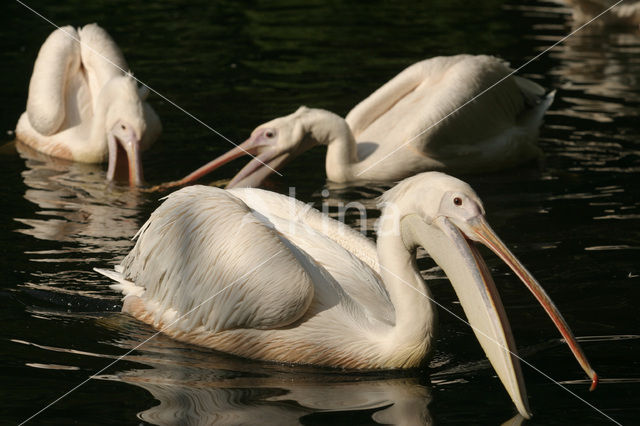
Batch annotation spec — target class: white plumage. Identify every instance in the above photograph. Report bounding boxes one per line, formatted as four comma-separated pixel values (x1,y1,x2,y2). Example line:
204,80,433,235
16,23,161,185
157,55,553,190
105,184,395,367
97,172,597,418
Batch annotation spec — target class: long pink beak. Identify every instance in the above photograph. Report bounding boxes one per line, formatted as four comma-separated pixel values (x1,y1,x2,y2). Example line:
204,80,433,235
107,132,144,186
173,140,258,186
467,216,598,391
145,135,280,192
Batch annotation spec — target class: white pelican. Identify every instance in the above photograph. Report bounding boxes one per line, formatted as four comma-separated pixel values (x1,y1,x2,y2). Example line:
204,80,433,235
15,23,161,186
153,55,553,190
96,172,596,418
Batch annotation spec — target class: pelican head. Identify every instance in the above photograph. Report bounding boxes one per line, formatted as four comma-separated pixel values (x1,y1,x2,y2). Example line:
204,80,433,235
104,75,148,186
175,107,327,189
384,172,597,418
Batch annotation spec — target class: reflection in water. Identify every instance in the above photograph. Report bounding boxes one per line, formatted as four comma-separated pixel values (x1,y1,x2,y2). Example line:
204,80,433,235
538,17,640,182
92,319,433,426
552,0,640,27
12,314,535,426
550,25,640,120
88,317,525,426
16,142,143,249
13,142,148,301
118,371,431,425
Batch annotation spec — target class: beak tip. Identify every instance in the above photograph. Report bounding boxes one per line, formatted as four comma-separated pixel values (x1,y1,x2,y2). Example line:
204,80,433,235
590,373,599,391
516,403,532,420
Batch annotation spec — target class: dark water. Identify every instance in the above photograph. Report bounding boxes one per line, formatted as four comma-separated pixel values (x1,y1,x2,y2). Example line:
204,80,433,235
1,0,639,424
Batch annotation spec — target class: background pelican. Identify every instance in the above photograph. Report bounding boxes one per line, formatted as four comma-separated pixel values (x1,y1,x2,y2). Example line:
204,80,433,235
97,172,596,418
15,23,162,186
153,55,553,190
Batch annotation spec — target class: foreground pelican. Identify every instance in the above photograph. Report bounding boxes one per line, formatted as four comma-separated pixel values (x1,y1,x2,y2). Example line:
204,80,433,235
16,23,161,186
97,172,596,418
154,55,553,190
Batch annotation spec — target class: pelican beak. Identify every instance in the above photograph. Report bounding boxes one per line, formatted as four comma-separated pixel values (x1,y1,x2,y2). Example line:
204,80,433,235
107,126,143,186
463,215,598,389
226,132,315,188
225,143,291,189
401,213,597,418
155,128,316,190
159,131,288,189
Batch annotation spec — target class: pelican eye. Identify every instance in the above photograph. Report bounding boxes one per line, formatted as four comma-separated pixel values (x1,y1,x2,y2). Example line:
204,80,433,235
265,130,274,138
453,197,463,206
121,124,126,130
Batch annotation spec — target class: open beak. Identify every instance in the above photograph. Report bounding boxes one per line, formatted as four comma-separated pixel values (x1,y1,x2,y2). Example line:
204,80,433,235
226,145,291,188
107,130,143,186
401,214,597,418
225,132,316,188
147,129,317,192
155,132,288,190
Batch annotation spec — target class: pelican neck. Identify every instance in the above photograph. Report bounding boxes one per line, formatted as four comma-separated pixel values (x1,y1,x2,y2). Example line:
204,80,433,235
302,110,360,183
375,207,436,360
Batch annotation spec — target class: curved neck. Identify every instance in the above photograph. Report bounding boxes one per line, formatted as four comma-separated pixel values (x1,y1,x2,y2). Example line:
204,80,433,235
303,110,359,183
376,208,436,364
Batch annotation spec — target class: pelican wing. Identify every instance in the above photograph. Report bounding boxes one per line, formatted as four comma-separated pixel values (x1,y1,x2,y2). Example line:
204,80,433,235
229,188,378,270
346,58,429,140
347,55,550,169
26,26,81,136
271,215,395,325
114,186,317,333
230,188,394,324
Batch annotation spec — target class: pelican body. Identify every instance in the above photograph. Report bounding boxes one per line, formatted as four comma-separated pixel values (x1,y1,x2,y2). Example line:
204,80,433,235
97,172,596,418
157,55,553,190
16,23,161,186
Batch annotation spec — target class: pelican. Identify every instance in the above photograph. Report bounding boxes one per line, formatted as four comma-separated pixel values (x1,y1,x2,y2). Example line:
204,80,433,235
96,172,596,418
15,23,161,186
153,55,553,190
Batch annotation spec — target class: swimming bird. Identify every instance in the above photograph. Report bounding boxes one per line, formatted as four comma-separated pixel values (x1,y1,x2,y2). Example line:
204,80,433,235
96,171,596,418
152,55,553,190
16,23,161,186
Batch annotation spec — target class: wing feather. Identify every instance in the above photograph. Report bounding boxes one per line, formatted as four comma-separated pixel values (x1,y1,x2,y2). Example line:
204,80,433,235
229,188,378,270
230,188,393,324
346,60,426,139
348,55,551,170
118,186,316,333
